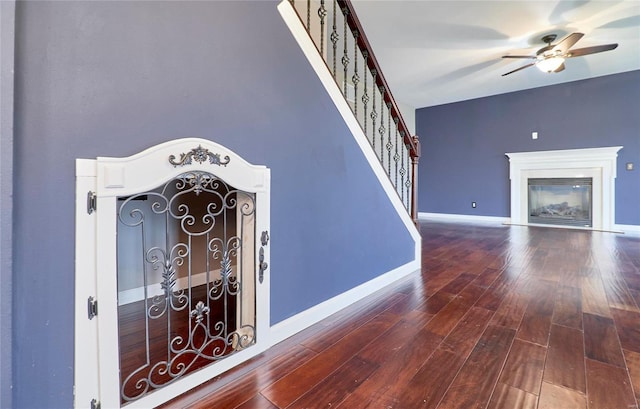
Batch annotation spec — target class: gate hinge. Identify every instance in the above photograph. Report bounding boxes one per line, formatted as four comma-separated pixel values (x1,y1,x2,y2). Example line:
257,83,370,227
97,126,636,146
87,191,97,214
90,398,101,409
87,296,98,320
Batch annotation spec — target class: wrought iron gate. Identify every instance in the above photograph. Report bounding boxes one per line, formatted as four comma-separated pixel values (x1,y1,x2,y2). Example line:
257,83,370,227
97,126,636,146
117,171,257,402
75,139,270,408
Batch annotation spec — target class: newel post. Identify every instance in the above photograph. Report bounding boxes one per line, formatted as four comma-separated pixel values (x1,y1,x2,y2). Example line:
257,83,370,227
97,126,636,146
410,135,421,225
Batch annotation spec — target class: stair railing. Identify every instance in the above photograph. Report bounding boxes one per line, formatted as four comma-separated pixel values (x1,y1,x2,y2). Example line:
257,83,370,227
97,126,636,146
288,0,420,223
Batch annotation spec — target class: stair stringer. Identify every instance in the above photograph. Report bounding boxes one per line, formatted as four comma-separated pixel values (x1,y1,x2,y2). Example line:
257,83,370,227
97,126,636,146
277,0,420,259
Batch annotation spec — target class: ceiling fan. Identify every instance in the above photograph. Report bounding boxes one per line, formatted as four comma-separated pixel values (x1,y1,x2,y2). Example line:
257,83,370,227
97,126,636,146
501,33,618,76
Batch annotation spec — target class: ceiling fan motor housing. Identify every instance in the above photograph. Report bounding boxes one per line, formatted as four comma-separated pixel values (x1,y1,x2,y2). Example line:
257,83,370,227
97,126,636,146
541,34,557,44
537,34,558,56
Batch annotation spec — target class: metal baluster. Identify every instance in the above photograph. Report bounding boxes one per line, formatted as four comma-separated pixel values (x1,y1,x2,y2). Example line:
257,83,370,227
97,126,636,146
394,118,400,189
400,132,406,203
387,103,392,176
331,0,338,77
318,0,327,52
405,148,412,210
378,86,385,160
370,69,377,151
341,7,350,97
352,30,359,116
307,0,311,31
361,51,369,137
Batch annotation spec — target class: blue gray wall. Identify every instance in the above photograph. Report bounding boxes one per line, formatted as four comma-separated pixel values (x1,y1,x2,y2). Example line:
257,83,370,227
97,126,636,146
12,1,414,407
416,70,640,225
0,2,15,409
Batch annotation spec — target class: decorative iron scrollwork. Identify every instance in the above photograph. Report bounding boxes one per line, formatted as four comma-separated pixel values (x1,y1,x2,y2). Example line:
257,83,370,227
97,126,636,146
116,170,257,403
168,145,230,167
190,301,210,325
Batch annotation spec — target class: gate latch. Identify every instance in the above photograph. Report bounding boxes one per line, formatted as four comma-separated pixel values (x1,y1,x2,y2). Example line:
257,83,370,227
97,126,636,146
87,191,97,214
259,230,269,283
87,296,98,320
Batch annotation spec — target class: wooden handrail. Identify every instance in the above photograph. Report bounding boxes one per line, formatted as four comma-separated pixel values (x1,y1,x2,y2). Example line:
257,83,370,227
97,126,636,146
336,0,419,160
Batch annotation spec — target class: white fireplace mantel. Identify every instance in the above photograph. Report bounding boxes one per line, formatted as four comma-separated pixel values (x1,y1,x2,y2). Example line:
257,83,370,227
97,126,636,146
506,146,622,231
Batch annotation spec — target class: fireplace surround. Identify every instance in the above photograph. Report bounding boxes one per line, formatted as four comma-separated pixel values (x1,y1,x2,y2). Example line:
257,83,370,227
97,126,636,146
506,146,622,231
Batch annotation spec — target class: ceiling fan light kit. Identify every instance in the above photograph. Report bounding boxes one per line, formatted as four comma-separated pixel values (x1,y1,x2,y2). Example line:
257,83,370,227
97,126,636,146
537,56,565,73
501,32,618,76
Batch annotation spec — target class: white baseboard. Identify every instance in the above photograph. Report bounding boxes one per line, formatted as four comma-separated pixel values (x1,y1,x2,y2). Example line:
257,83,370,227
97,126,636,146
269,259,420,346
118,271,211,306
418,212,510,224
504,221,624,233
419,213,640,236
615,224,640,236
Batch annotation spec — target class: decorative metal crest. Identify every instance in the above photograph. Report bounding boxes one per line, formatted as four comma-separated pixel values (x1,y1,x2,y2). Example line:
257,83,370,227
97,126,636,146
190,301,210,325
169,145,230,168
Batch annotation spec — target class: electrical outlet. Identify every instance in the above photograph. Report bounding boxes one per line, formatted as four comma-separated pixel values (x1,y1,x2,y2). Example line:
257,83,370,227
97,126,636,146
472,201,477,208
627,162,634,171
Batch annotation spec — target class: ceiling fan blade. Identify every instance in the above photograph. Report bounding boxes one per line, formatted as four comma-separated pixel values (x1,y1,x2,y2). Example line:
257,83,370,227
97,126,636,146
552,32,584,54
501,55,537,59
501,62,536,76
567,43,618,57
554,63,566,73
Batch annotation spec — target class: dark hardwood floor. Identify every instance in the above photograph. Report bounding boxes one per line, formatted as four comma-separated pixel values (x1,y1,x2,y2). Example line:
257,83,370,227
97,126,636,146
160,220,640,409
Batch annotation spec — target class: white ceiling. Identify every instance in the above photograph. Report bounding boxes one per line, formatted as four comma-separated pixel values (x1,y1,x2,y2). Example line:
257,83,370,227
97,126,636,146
351,0,640,109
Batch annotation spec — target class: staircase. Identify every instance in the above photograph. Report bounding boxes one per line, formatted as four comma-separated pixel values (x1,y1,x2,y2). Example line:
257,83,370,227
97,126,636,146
283,0,420,223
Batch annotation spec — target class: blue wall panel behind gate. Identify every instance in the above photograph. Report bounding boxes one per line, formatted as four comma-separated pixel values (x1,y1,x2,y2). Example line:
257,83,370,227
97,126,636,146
12,1,414,407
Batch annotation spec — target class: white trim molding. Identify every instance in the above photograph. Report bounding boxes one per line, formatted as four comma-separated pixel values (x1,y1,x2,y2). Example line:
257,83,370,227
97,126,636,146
418,212,510,224
118,271,212,306
506,146,622,232
615,224,640,236
418,213,640,236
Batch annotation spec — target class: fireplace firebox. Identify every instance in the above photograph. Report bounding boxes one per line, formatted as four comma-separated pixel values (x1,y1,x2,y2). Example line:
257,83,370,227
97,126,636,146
528,178,592,227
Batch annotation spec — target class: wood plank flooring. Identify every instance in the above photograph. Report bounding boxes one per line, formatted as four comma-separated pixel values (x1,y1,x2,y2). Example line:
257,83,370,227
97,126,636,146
161,221,640,409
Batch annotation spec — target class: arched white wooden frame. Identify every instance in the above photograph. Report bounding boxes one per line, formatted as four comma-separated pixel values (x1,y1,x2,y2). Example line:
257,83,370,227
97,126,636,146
75,138,271,408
